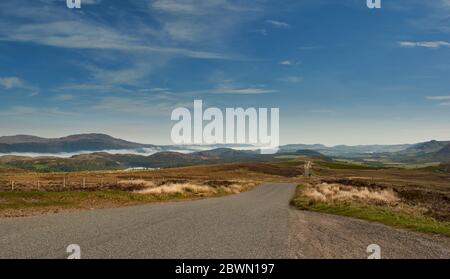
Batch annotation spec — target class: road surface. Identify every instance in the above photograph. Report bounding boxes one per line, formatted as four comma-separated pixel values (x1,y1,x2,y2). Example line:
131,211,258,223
0,183,449,259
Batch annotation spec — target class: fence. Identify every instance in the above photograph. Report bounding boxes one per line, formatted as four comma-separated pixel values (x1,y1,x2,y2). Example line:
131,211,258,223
0,178,122,192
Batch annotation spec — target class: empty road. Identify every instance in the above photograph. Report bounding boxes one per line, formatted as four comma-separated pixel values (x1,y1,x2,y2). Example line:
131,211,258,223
1,183,449,259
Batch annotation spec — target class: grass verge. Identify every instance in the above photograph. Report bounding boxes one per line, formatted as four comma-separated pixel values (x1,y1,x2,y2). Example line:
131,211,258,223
291,185,450,237
0,187,236,218
317,161,384,170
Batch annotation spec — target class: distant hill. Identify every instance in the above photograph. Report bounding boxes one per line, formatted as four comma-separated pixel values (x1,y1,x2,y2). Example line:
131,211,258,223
421,143,450,162
0,148,268,172
280,143,411,156
399,140,450,155
0,133,156,153
280,144,327,151
389,141,450,163
294,149,330,160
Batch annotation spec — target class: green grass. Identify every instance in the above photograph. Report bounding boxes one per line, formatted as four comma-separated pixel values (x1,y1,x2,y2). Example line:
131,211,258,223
271,160,305,167
317,161,384,170
0,190,226,212
291,185,450,237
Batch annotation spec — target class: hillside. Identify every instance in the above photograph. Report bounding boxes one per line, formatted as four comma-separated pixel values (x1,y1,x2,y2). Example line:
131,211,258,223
0,133,156,153
399,140,450,155
389,141,450,163
0,148,271,172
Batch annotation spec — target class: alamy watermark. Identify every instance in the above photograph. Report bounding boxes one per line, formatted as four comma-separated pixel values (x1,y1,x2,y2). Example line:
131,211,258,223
67,244,81,259
367,244,381,259
171,100,279,154
367,0,381,9
67,0,81,9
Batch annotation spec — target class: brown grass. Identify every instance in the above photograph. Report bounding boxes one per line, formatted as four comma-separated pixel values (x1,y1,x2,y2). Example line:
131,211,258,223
303,182,399,205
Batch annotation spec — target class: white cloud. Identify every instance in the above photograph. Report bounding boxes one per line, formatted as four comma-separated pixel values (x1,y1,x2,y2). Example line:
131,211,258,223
0,0,235,60
152,0,197,14
399,41,450,48
426,96,450,100
0,106,73,116
250,29,268,36
0,76,39,96
213,87,275,94
280,60,292,65
426,96,450,107
0,77,24,89
266,20,291,28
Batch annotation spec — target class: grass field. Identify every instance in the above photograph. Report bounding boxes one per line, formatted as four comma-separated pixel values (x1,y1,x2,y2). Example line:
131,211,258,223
291,184,450,237
0,162,298,217
1,156,449,231
0,187,240,218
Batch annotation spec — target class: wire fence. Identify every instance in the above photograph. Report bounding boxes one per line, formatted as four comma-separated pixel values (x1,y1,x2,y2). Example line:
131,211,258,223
0,178,123,192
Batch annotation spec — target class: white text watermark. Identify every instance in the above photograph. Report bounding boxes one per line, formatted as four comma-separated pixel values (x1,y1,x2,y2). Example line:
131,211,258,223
67,0,81,9
367,0,381,9
171,100,279,154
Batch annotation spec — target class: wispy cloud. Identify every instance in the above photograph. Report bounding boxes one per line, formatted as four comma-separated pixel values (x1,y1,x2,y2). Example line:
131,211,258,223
51,94,74,101
266,20,291,28
426,96,450,100
0,77,24,89
279,76,303,83
213,87,276,94
426,96,450,107
399,41,450,48
280,60,292,65
0,106,73,117
0,1,236,60
0,76,39,96
310,109,334,114
250,29,268,36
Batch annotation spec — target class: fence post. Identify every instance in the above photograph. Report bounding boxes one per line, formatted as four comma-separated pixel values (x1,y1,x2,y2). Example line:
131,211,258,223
37,181,40,191
101,179,104,187
11,181,14,191
63,177,66,188
83,178,86,188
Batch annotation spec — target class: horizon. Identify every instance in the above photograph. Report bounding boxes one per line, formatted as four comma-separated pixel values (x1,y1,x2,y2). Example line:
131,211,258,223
0,132,448,148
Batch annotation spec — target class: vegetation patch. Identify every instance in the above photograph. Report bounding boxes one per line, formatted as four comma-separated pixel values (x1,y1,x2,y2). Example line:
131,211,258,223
317,161,385,170
291,184,450,237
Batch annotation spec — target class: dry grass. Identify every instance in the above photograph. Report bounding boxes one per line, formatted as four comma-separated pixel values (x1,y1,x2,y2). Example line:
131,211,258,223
118,179,156,188
136,183,216,195
292,183,450,236
0,162,299,192
303,182,399,205
0,163,267,217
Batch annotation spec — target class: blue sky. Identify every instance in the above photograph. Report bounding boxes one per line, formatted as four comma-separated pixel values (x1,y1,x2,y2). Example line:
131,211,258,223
0,0,449,145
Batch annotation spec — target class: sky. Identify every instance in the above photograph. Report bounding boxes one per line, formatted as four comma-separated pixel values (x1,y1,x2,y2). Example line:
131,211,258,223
0,0,449,146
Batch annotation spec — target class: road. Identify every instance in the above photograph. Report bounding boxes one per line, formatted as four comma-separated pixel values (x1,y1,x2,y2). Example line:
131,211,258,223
0,183,449,259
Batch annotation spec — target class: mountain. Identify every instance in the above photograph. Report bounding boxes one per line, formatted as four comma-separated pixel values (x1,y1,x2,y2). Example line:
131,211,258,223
294,149,330,160
280,144,327,151
0,148,269,172
0,133,156,153
421,143,450,162
280,143,411,156
387,141,450,163
399,140,450,155
193,148,259,159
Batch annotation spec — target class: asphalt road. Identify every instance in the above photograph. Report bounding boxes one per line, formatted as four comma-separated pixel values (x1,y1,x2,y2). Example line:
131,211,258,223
1,183,449,259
